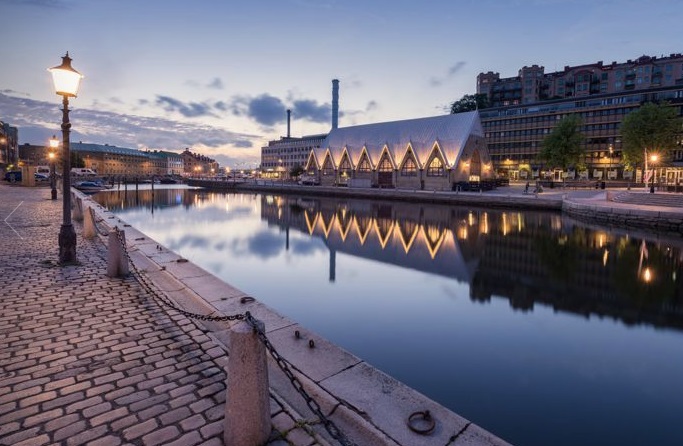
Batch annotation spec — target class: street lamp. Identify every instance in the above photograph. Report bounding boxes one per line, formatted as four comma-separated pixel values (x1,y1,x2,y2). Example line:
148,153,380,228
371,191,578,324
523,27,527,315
49,135,59,200
649,154,658,194
49,52,83,264
608,144,614,181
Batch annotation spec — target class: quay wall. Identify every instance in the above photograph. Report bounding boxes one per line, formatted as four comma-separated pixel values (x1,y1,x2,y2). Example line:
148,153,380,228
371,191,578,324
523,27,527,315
186,179,564,211
562,199,683,235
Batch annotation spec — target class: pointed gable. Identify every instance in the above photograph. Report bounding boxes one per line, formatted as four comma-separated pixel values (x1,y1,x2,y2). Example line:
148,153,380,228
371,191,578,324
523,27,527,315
319,111,483,170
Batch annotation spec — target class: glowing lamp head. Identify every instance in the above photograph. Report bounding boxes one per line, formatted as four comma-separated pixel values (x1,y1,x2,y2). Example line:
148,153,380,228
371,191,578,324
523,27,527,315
49,52,83,97
650,154,658,163
49,135,59,149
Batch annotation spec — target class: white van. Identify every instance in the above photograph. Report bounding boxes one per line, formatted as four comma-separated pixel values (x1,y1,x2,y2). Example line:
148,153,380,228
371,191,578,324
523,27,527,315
71,168,97,176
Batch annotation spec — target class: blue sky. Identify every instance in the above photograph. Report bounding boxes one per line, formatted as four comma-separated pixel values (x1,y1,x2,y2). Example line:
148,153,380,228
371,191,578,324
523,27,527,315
1,0,682,168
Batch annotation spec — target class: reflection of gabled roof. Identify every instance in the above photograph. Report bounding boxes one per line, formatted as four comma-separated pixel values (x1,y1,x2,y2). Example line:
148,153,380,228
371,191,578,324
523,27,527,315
315,111,483,168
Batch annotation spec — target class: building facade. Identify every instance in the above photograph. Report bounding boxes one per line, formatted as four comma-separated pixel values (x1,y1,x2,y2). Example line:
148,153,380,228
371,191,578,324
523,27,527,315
181,148,219,176
19,142,186,177
476,54,683,183
305,111,494,190
1,121,19,170
261,134,326,178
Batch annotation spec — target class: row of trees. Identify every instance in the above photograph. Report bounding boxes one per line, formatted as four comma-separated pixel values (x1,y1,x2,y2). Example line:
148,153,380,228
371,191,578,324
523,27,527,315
449,93,681,172
541,102,681,172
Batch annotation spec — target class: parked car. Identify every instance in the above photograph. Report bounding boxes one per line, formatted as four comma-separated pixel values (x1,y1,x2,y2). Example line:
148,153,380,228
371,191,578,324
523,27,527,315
35,173,50,182
4,171,21,182
71,168,98,176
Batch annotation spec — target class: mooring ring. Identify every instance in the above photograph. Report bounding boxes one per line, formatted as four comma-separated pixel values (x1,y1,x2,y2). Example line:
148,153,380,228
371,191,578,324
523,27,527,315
407,410,435,435
240,296,255,304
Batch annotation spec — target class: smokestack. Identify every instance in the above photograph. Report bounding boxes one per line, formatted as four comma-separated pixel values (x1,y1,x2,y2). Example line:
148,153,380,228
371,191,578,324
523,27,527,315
286,109,291,138
332,79,339,130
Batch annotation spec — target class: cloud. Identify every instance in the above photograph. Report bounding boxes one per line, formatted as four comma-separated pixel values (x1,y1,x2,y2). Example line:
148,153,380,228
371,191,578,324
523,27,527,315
0,92,258,152
238,94,286,127
365,100,378,112
207,78,224,90
430,61,467,87
292,99,329,123
155,95,216,118
6,0,68,8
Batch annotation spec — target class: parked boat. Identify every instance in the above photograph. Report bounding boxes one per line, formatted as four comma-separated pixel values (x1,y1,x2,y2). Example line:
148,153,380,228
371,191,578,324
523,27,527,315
75,181,111,193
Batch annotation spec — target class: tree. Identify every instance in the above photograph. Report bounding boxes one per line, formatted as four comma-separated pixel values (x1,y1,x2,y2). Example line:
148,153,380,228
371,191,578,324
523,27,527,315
289,163,304,178
450,94,489,114
539,115,584,170
70,151,85,168
619,101,681,170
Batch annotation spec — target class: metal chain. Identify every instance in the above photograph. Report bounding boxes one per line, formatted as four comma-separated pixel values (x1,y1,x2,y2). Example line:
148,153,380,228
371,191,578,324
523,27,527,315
113,227,356,446
90,207,113,237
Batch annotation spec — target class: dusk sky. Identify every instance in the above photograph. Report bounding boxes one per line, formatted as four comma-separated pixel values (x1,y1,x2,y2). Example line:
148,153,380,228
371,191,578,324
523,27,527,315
1,0,682,168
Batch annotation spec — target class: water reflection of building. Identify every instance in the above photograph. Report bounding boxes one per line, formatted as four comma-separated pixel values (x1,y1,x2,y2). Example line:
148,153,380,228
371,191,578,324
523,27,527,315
93,189,683,330
261,194,683,329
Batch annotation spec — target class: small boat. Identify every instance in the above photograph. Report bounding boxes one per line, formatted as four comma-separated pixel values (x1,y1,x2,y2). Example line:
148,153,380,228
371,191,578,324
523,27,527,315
75,181,111,193
159,177,178,184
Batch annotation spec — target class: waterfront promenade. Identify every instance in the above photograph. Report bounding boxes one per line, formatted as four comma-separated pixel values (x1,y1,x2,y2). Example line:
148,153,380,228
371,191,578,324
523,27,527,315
0,182,514,446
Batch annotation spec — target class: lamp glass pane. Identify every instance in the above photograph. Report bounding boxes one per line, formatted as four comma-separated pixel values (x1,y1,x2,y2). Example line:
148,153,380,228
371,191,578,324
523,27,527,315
50,68,82,97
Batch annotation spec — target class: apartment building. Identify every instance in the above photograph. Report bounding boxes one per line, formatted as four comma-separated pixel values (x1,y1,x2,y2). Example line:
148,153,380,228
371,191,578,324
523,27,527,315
476,54,683,182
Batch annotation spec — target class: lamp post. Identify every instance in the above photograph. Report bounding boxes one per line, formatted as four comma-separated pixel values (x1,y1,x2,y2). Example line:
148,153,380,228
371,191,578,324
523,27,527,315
649,154,658,194
49,135,59,200
608,144,614,181
49,52,83,264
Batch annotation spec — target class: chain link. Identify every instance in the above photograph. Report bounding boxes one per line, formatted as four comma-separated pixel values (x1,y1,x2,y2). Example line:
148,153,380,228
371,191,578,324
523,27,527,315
112,227,357,446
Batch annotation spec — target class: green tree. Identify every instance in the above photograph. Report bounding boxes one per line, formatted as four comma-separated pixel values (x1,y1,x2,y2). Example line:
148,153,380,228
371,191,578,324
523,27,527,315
539,115,584,170
289,163,304,178
450,94,489,114
619,102,681,170
70,151,85,168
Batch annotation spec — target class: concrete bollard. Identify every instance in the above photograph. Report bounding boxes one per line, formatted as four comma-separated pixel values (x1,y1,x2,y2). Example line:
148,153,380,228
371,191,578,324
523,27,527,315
72,197,84,222
224,318,270,446
83,206,96,239
107,229,129,277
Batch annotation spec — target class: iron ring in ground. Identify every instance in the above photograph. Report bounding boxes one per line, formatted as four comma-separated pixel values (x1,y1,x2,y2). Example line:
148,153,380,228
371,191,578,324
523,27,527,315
407,410,435,435
240,296,255,304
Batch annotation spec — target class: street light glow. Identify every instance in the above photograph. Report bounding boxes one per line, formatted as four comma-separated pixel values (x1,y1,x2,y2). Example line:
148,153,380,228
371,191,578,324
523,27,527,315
48,52,83,97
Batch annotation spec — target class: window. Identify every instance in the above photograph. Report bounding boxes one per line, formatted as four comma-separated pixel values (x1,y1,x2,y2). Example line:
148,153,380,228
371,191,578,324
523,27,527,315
378,157,393,172
358,156,371,172
427,157,444,177
322,157,334,176
401,157,417,176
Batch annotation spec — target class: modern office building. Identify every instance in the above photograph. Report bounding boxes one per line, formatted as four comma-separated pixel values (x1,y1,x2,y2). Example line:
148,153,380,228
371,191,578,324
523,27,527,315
476,54,683,183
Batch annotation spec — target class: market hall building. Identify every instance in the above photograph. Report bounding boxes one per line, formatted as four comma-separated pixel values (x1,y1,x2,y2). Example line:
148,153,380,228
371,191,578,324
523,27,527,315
304,110,494,191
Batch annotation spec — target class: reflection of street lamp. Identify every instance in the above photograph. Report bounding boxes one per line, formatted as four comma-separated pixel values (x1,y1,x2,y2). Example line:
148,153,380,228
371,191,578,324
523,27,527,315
49,52,83,264
49,135,59,200
608,144,614,181
649,154,658,193
278,158,283,183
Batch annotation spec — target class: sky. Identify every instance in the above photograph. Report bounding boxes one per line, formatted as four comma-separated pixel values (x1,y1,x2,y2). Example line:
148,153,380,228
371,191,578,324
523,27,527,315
1,0,682,169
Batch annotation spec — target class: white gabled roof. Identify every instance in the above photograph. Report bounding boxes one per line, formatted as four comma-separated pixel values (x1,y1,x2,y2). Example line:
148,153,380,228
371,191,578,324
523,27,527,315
314,110,483,168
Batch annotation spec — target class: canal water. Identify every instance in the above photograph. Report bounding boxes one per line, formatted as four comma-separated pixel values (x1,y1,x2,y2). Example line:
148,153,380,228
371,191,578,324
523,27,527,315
94,186,683,446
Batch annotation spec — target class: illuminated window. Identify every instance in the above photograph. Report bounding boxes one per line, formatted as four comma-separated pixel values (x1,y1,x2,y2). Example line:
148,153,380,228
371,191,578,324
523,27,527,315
322,157,334,176
378,157,393,172
358,156,371,172
427,157,444,177
401,157,417,176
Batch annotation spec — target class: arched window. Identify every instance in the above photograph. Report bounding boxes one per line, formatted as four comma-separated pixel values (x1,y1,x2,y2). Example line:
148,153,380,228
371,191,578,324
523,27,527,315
358,156,371,172
401,157,417,177
427,157,444,176
378,157,393,172
339,156,352,176
322,157,334,176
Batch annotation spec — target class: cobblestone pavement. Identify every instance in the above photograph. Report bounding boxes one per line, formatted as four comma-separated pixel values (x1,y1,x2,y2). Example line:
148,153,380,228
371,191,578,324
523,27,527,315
0,184,325,446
